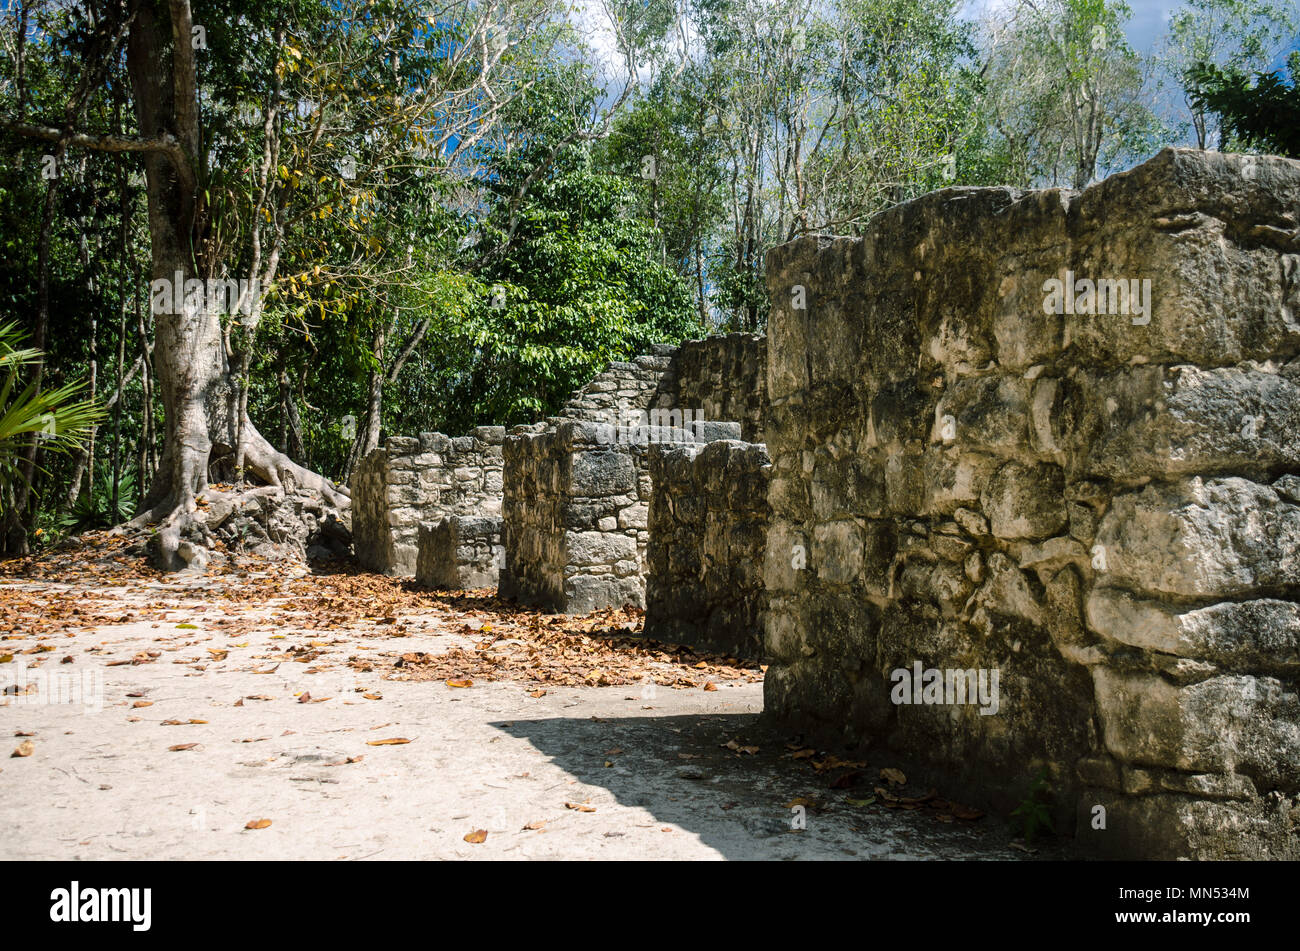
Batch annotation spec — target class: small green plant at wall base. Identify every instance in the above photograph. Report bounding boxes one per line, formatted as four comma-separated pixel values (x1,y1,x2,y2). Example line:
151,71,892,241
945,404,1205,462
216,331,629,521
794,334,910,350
1011,768,1055,845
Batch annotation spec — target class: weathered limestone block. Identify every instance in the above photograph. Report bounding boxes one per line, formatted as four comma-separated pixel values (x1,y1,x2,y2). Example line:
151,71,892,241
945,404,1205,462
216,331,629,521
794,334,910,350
1091,668,1300,788
1055,364,1300,482
763,147,1300,859
1095,477,1300,598
416,516,504,590
1086,589,1300,673
644,440,770,658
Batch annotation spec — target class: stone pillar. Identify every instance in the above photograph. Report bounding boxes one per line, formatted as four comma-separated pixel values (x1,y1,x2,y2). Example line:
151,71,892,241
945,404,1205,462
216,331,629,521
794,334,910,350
502,419,743,613
645,440,771,658
349,426,505,575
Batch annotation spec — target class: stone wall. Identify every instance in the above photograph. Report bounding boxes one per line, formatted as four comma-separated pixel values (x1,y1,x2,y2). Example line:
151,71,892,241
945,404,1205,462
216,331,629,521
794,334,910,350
501,419,743,614
350,427,505,575
762,147,1300,859
645,440,771,658
560,345,679,422
416,516,503,590
674,335,768,442
560,335,767,440
501,421,651,613
349,335,766,580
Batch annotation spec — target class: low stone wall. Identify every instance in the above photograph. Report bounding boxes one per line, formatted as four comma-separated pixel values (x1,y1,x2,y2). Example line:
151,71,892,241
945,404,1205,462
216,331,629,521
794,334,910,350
645,440,771,658
350,427,505,575
501,419,743,613
416,516,503,590
350,335,767,580
762,147,1300,859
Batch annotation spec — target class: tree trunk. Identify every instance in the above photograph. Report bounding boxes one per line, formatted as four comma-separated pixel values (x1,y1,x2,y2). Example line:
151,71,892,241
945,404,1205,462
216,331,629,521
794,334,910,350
122,0,344,569
341,319,387,483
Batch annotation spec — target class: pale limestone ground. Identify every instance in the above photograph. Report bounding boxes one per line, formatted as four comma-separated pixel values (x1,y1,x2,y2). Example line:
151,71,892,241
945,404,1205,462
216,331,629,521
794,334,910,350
0,575,1040,860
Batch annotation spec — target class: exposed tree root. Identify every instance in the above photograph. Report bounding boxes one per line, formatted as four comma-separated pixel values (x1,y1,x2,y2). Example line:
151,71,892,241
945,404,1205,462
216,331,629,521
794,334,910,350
240,428,350,509
123,422,351,572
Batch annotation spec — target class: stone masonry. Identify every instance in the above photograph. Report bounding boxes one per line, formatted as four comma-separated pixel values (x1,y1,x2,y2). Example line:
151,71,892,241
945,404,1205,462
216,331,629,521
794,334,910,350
559,344,680,422
351,427,505,575
500,419,743,614
644,440,771,658
560,334,767,441
351,335,766,582
763,147,1300,859
673,335,768,442
416,515,504,590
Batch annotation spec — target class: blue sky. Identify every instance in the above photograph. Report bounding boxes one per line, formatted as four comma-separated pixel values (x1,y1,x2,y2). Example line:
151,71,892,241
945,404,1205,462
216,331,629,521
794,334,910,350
1120,0,1183,50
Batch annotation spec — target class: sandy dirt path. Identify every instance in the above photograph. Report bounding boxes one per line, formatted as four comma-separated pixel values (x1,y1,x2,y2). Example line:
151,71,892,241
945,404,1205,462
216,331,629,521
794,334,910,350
0,562,1055,860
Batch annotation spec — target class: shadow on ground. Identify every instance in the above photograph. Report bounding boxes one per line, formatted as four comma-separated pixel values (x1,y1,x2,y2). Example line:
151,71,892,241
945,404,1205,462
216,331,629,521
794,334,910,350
494,711,1072,860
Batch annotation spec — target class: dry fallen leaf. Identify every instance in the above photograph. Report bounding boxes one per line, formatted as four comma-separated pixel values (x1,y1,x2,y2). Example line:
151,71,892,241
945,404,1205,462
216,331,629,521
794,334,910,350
325,755,364,766
445,678,473,688
523,820,546,831
11,740,33,758
528,689,546,698
463,829,488,843
168,743,198,751
880,767,907,785
245,818,272,830
565,802,596,813
366,737,411,746
703,682,718,691
132,700,153,708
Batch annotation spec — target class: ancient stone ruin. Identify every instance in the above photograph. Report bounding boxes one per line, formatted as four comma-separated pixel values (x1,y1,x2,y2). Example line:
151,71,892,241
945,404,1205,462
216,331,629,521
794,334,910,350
416,515,503,590
644,439,770,659
352,334,767,605
351,427,505,575
763,147,1300,859
351,146,1299,859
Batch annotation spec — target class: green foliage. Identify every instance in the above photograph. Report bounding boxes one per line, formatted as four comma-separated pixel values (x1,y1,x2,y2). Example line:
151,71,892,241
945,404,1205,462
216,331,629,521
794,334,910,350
450,155,701,428
72,464,137,530
1188,59,1300,157
0,0,1261,514
1010,768,1056,845
0,322,103,513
